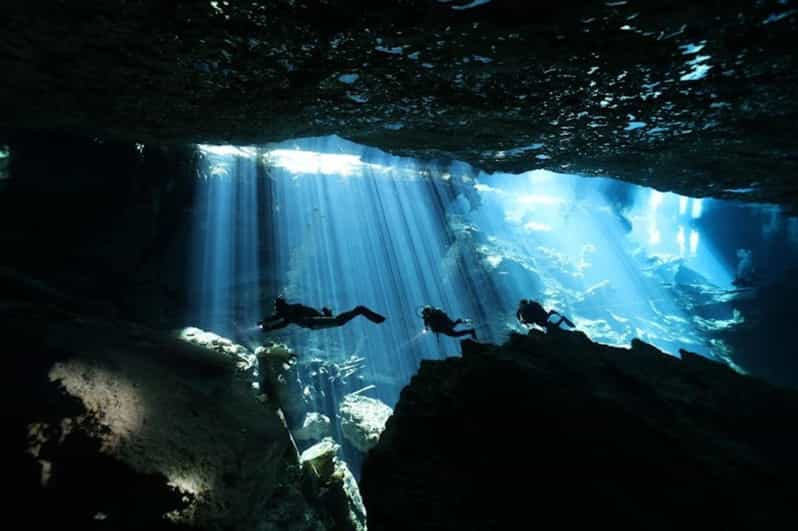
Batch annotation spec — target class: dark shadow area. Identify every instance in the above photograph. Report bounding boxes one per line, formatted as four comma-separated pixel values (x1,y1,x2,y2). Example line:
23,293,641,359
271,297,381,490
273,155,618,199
362,332,798,530
0,131,198,326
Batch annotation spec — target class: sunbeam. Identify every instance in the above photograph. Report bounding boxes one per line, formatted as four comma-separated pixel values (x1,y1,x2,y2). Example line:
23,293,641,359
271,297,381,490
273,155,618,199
192,135,798,474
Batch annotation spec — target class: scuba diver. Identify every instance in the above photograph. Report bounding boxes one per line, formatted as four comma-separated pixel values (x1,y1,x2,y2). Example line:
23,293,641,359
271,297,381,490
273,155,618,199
259,297,386,331
421,305,477,340
516,299,575,331
732,249,757,287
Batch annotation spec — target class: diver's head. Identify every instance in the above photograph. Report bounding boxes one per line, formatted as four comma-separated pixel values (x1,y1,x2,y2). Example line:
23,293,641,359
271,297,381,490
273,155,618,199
520,299,529,306
275,297,287,310
421,306,433,318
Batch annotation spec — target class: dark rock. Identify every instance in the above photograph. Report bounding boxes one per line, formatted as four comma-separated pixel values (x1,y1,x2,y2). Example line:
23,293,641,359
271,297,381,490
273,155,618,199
702,266,798,389
0,2,796,207
361,332,798,530
0,132,200,328
300,438,367,531
257,342,309,430
1,300,330,530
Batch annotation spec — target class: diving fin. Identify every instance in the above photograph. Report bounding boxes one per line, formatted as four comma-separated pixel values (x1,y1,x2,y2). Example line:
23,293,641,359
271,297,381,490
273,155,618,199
358,306,386,324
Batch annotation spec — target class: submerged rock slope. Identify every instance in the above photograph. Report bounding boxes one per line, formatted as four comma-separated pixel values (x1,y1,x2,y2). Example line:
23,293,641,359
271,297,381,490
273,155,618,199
1,295,337,530
361,331,798,530
1,1,797,207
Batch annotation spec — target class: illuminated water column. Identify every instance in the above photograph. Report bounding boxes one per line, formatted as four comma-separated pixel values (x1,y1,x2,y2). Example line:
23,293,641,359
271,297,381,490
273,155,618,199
465,170,738,357
232,154,262,330
263,138,495,405
193,147,260,338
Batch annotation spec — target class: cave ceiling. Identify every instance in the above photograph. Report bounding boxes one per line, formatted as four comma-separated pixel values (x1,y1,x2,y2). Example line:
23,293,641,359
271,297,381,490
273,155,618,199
1,1,796,207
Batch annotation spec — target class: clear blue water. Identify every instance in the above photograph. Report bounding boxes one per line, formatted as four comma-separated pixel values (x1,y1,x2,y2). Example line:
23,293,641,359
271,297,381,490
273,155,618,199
192,135,798,407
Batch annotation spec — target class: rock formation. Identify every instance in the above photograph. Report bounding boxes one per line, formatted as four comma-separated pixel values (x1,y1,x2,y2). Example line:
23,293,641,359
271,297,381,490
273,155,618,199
300,438,367,531
1,1,796,207
294,412,333,443
1,282,371,530
361,331,798,530
339,394,393,453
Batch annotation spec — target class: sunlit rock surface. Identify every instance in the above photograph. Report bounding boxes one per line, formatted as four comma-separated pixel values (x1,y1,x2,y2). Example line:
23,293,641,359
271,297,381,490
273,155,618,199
301,438,368,531
1,2,797,207
361,332,798,530
339,394,393,453
294,412,333,443
179,326,257,373
2,300,331,530
257,343,310,430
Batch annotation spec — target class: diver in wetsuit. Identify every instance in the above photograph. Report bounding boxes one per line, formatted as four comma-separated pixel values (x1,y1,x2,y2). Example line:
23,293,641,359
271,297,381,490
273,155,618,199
421,306,477,340
516,299,575,331
258,297,386,331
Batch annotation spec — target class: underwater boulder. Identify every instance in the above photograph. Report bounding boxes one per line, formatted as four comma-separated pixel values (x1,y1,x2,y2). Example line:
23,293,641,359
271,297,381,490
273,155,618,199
294,412,333,442
4,303,330,530
339,393,393,453
361,332,798,530
300,438,368,531
256,343,309,429
178,326,257,373
301,437,341,482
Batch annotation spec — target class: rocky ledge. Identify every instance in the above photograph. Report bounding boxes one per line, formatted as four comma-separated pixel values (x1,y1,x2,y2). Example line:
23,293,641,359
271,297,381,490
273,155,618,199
1,1,797,207
361,330,798,530
1,283,364,530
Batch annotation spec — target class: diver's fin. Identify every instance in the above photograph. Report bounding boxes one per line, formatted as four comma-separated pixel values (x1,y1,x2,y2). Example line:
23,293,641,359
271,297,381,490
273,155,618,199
357,306,386,323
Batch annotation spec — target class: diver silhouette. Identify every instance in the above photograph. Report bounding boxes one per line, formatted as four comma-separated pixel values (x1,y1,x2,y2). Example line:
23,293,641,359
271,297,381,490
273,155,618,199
516,299,575,331
421,305,477,340
259,297,386,331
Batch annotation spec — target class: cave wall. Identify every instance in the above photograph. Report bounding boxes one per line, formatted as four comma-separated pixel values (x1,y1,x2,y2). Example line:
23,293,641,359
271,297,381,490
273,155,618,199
361,333,798,530
1,1,796,207
1,299,331,530
0,132,199,325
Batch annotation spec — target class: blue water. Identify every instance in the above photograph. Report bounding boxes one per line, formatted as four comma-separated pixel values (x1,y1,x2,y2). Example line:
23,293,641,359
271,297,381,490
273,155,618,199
191,136,798,404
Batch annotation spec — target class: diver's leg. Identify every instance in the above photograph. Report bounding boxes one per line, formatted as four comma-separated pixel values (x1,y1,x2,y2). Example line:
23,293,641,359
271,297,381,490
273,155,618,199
298,306,386,330
332,308,360,326
298,309,360,329
262,319,289,331
353,305,386,323
548,311,575,328
446,328,477,339
258,314,282,326
329,306,385,325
